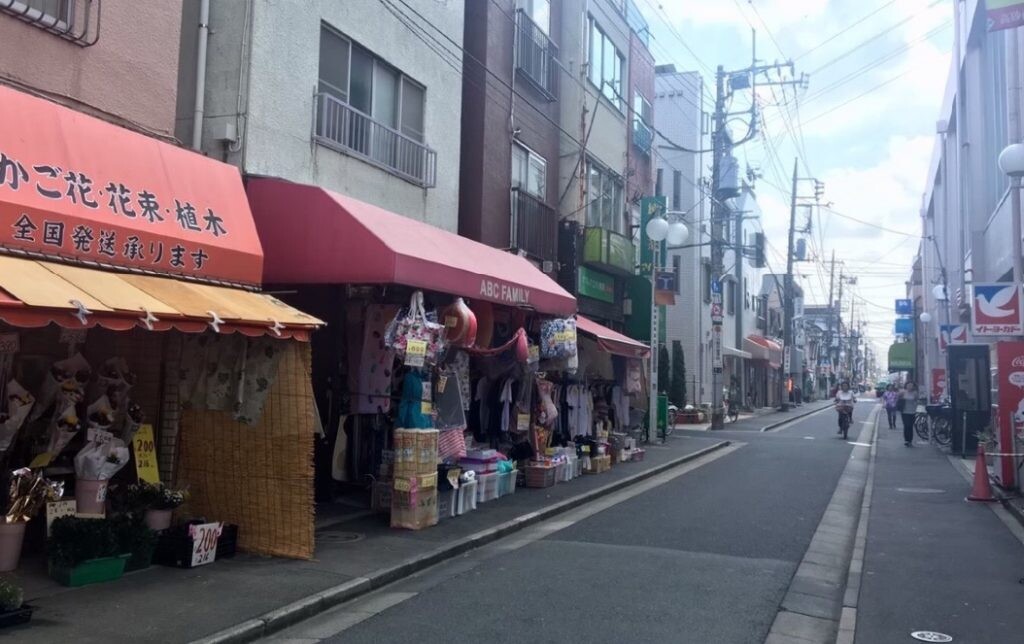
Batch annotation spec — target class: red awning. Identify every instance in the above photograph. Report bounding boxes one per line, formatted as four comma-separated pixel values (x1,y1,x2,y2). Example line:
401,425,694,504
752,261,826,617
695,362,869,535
0,85,263,286
745,335,783,368
246,178,576,316
576,315,650,358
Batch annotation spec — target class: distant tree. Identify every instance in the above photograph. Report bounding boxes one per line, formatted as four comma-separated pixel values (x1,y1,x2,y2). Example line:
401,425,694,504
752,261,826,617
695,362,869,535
659,344,670,395
671,341,687,405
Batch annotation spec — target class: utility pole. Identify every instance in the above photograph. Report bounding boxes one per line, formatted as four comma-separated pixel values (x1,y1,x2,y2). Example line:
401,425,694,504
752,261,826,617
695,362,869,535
707,35,805,429
826,250,836,390
836,267,845,378
779,158,799,411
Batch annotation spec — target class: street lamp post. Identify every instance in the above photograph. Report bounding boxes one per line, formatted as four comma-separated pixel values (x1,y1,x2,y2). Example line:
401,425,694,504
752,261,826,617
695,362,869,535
998,143,1024,301
646,213,689,443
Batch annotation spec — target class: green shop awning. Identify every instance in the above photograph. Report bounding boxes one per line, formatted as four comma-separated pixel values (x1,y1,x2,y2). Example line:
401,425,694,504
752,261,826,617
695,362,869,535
888,342,915,372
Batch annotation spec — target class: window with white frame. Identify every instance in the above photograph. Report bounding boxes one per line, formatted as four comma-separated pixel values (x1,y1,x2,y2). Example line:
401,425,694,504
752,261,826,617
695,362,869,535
632,91,653,153
318,25,426,142
1,0,72,29
585,158,624,233
587,17,624,110
519,0,550,35
512,143,547,200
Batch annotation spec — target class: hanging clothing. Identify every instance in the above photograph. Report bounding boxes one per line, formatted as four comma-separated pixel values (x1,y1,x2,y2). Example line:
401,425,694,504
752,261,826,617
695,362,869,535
499,378,514,434
356,304,398,415
452,350,472,411
397,371,432,429
434,369,467,431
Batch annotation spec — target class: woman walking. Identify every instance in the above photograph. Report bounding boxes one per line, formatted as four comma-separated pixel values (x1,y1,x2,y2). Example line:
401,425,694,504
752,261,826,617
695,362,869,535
883,384,900,430
900,381,919,446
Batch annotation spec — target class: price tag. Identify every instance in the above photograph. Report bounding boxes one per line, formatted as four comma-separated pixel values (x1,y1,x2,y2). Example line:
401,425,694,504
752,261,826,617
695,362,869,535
394,478,411,492
544,447,556,456
528,345,540,364
0,333,18,354
445,316,458,328
405,339,427,367
46,500,77,537
132,424,161,484
421,401,433,415
189,522,223,567
87,427,114,444
581,445,591,454
437,375,448,393
516,413,530,432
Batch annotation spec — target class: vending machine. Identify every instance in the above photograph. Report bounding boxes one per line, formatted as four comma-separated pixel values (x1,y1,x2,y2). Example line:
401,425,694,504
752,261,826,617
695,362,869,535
993,341,1024,490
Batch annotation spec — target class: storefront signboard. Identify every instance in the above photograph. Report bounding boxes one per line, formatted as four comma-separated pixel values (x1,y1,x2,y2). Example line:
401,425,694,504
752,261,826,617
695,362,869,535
995,342,1024,489
988,0,1024,32
712,325,723,372
132,423,161,484
895,299,912,315
0,85,263,286
931,368,947,403
972,283,1023,336
578,266,616,303
189,521,224,567
478,279,531,306
939,324,968,350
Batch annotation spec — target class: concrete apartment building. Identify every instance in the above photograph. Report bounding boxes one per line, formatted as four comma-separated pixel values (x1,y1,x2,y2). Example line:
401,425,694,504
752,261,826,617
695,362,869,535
177,0,464,231
458,0,562,266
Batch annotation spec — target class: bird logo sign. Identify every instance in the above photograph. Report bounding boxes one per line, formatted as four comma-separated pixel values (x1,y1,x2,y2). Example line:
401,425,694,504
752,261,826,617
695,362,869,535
972,283,1023,336
938,324,968,350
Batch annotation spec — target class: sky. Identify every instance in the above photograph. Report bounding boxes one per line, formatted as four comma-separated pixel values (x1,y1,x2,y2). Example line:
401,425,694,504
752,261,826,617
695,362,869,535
638,0,953,369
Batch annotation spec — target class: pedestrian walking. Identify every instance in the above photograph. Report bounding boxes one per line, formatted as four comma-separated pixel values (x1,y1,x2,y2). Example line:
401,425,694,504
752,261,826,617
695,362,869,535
883,384,899,430
899,381,919,446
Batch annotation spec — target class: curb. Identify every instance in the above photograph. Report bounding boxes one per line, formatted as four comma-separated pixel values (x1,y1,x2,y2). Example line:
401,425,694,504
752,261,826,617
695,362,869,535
192,439,733,644
759,402,835,432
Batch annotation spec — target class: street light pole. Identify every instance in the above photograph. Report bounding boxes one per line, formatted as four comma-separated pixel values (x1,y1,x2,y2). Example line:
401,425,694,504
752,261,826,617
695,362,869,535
998,144,1024,339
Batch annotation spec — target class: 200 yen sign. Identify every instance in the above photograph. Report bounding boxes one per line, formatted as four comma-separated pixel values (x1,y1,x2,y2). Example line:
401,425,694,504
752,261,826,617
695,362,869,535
189,522,223,567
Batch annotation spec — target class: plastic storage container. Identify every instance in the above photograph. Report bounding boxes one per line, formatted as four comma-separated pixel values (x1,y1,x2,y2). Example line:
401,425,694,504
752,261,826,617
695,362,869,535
476,472,499,502
436,488,456,520
497,470,518,496
456,480,478,515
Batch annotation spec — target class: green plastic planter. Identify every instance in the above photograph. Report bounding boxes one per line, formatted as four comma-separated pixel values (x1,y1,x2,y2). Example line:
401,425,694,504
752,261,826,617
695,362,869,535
49,554,130,587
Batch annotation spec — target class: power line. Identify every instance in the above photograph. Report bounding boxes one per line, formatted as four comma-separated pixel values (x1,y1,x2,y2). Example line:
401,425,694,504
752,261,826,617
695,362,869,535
794,0,899,61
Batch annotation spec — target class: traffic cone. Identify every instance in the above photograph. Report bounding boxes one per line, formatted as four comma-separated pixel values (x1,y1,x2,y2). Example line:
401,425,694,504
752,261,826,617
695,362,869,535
967,443,997,503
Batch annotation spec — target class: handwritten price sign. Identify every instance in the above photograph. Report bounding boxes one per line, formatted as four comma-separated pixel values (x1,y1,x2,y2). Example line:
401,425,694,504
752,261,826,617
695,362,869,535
189,521,223,567
405,339,427,367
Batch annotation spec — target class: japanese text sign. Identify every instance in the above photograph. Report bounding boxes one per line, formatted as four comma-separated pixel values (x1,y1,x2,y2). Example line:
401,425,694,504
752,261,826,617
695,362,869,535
971,283,1023,336
0,85,262,286
988,0,1024,32
132,424,161,484
894,299,912,315
189,522,223,567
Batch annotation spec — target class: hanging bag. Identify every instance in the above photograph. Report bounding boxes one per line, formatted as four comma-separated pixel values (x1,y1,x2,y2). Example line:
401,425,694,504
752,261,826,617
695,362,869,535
387,291,446,367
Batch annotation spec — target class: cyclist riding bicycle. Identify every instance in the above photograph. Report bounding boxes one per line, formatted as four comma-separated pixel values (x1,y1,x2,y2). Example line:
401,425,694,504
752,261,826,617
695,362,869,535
834,381,856,436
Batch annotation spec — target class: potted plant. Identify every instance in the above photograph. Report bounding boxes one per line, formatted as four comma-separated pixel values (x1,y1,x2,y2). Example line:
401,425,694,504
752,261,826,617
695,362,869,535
0,469,63,572
47,516,129,587
73,437,129,515
111,515,158,572
126,482,188,531
0,577,31,628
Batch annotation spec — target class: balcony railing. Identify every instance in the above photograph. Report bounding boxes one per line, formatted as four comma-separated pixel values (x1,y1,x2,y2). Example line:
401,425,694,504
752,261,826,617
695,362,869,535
511,187,557,262
314,92,437,188
515,9,558,100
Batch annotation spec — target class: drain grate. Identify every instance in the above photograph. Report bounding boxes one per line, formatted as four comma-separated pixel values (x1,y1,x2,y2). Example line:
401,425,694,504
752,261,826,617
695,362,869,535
319,531,364,543
910,631,953,642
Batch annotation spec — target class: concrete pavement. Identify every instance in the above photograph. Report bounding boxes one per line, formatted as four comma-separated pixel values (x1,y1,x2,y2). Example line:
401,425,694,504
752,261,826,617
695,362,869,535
268,398,867,643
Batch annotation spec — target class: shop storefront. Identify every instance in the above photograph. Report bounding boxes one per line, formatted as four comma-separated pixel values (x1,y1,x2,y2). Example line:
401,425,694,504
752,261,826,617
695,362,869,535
246,178,650,531
745,335,782,408
0,85,321,581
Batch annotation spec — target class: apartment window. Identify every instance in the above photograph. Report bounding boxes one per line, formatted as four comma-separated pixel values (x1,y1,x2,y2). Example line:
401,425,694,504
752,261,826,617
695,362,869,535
672,170,682,210
655,168,664,197
512,143,546,200
632,92,653,153
520,0,550,34
585,158,624,233
316,24,435,186
587,17,624,110
1,0,72,29
672,254,681,294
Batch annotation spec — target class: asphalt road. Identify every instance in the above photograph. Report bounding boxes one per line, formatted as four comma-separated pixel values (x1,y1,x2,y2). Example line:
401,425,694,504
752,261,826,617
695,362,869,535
268,401,873,644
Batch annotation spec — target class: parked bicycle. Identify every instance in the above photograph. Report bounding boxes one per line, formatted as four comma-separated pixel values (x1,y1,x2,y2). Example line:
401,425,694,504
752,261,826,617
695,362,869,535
915,401,952,445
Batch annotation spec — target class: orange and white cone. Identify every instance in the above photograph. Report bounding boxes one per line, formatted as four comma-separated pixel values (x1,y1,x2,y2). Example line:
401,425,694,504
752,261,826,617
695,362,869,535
967,443,997,503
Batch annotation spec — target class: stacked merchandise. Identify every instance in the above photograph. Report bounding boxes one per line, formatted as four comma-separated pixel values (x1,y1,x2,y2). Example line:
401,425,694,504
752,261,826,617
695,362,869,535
390,429,438,530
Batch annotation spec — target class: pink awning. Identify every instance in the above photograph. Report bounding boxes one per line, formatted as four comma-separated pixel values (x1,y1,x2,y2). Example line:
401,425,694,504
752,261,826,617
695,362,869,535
745,335,783,368
246,178,576,316
576,315,650,358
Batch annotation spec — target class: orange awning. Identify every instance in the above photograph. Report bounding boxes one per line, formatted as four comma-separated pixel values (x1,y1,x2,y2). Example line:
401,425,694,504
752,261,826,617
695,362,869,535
0,85,263,287
0,255,321,340
576,315,650,358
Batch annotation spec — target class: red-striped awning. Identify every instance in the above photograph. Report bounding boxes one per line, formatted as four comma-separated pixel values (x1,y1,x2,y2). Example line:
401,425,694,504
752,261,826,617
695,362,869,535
576,315,650,358
745,334,783,368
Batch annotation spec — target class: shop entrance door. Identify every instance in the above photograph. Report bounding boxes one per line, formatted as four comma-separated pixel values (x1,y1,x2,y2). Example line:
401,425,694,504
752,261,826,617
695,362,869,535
947,344,992,457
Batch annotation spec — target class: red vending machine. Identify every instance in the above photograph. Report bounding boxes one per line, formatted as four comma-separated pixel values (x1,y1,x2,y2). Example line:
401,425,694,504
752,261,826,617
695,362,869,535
994,341,1024,490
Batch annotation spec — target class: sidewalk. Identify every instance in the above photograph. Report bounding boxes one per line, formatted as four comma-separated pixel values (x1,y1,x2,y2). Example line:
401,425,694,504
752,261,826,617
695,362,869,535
853,422,1024,643
6,433,728,644
674,399,833,432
